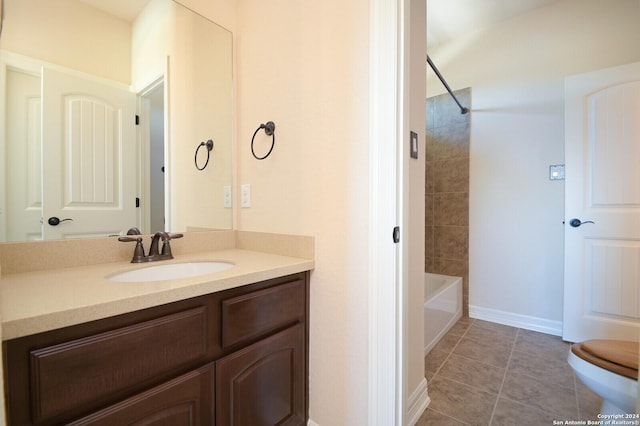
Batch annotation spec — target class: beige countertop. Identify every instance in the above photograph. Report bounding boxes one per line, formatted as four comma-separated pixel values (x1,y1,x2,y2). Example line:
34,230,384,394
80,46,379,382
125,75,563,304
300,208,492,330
0,231,314,340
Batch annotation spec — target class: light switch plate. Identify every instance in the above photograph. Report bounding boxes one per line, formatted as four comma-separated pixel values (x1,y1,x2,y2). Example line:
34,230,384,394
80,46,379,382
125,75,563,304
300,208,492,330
223,186,232,208
549,164,565,181
410,131,418,159
241,184,251,208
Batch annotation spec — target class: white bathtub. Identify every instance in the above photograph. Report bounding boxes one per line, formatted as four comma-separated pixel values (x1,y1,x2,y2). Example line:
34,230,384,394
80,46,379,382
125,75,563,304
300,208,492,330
424,273,463,355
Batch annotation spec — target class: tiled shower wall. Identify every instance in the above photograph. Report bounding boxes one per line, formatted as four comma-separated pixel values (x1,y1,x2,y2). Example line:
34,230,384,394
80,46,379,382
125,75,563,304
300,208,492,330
425,88,471,315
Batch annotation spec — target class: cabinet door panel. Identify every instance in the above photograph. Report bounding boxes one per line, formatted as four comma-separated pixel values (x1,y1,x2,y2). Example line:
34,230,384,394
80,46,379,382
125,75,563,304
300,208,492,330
221,279,304,349
216,324,304,426
68,364,214,426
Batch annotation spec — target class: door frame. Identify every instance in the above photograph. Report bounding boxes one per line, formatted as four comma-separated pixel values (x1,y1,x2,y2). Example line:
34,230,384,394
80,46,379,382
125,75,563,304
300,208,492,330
368,0,407,424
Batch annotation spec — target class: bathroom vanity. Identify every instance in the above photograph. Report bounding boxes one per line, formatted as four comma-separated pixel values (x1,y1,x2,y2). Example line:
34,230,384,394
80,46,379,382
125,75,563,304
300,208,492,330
0,231,313,426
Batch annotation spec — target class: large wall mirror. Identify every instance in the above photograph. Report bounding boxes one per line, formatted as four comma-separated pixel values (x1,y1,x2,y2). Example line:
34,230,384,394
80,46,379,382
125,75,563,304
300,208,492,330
0,0,233,243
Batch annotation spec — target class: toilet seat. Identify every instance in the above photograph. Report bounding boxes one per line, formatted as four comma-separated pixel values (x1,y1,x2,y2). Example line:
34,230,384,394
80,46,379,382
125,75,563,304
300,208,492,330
571,339,638,380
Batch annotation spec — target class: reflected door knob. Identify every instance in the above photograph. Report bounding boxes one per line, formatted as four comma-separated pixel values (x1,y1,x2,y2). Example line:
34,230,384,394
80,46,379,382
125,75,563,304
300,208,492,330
48,217,73,226
569,218,595,228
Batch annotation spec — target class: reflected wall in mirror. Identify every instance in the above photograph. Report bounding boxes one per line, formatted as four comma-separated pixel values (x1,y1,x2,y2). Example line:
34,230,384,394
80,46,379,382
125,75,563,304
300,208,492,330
0,0,233,242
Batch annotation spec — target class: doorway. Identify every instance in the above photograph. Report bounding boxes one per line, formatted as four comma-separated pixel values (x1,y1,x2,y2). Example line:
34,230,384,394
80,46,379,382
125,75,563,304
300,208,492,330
138,78,166,234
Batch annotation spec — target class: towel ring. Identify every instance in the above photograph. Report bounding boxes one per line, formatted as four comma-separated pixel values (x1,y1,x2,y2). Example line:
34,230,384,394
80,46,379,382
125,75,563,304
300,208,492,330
251,121,276,160
195,139,214,170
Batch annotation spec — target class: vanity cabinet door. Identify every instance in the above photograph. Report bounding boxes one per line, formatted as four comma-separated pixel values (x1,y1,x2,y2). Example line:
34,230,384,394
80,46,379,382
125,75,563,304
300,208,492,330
215,324,305,426
68,363,214,426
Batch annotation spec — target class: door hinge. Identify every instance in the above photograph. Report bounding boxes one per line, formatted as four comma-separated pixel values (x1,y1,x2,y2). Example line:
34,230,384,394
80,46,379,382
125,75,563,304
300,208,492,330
393,226,400,243
135,197,140,208
135,115,140,125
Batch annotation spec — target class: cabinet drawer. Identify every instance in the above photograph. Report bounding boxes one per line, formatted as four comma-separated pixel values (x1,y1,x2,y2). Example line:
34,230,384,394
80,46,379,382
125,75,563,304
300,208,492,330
29,307,208,424
221,279,305,348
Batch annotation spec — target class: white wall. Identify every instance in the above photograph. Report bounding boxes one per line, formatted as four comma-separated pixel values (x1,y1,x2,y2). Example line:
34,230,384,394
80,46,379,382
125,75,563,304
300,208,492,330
0,0,131,83
427,0,640,333
234,1,371,423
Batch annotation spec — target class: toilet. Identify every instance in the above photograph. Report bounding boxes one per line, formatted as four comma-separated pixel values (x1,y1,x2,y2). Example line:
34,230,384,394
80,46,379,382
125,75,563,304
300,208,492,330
568,339,638,415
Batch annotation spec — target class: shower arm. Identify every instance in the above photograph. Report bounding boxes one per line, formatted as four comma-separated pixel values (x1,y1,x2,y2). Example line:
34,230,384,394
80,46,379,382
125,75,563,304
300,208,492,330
427,55,469,115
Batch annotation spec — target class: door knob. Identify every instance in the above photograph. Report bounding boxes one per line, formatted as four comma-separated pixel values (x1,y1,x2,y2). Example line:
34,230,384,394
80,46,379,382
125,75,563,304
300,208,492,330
569,218,594,228
48,217,73,226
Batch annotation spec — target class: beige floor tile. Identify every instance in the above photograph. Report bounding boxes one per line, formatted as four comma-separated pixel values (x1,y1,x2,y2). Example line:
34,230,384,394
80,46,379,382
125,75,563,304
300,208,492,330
432,332,463,354
472,320,518,339
447,317,474,336
500,371,578,419
453,335,512,368
464,324,517,345
428,376,497,426
508,347,574,389
438,353,505,394
425,348,450,381
514,329,570,361
491,397,558,426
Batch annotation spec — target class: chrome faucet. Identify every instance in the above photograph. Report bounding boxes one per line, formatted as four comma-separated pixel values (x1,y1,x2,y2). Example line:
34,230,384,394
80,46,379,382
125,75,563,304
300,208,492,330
118,231,184,263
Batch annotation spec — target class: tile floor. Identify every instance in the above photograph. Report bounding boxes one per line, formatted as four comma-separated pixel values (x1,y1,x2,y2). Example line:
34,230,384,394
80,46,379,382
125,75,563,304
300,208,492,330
417,317,603,426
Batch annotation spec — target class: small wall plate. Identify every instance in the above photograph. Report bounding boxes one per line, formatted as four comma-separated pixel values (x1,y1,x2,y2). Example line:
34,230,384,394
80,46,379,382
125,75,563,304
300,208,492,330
410,131,418,159
549,164,565,181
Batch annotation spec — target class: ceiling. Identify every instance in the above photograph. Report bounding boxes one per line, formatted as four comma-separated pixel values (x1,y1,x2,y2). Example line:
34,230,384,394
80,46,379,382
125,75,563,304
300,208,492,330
78,0,151,22
427,0,563,49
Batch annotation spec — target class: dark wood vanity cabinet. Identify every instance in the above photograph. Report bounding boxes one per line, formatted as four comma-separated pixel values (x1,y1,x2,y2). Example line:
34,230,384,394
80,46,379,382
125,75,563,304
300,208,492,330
3,272,309,426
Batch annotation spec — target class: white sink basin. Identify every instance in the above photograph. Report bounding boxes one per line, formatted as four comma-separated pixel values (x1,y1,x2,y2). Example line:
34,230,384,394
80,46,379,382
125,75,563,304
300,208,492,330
108,261,234,282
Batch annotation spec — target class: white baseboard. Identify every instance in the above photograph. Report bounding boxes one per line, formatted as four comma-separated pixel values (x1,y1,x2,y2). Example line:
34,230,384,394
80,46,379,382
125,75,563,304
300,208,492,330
307,380,431,426
406,378,430,425
469,305,563,336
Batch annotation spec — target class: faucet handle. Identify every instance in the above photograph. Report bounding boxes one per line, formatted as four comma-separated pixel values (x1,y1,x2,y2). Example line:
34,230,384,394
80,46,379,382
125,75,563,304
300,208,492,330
118,236,141,243
118,236,146,263
160,233,183,257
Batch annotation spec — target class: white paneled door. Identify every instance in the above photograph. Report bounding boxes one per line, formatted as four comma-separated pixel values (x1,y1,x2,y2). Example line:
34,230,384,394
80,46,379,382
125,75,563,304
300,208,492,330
563,61,640,343
42,68,137,240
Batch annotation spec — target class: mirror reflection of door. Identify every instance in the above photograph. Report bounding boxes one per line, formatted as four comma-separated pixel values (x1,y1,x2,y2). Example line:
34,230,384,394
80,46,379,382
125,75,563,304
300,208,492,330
2,62,139,242
41,67,137,240
1,57,171,241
